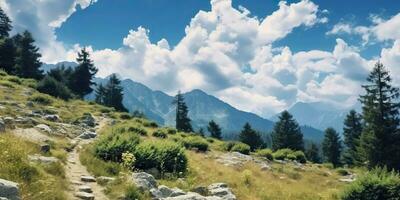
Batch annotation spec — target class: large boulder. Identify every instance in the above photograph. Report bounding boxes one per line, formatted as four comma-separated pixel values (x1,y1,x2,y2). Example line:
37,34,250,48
0,178,20,200
80,114,96,127
207,183,236,200
43,115,60,122
132,172,157,191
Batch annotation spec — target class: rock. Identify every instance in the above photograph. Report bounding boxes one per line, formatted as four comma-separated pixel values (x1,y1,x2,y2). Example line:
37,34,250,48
43,114,60,122
81,114,96,127
78,131,97,139
191,186,209,196
170,188,186,197
0,178,20,200
132,172,157,191
40,144,51,153
163,192,222,200
28,155,58,164
96,176,115,184
207,183,236,200
0,119,5,132
35,124,52,133
339,178,355,183
156,185,173,197
75,192,95,200
216,152,253,167
260,163,271,171
14,117,32,124
80,176,96,183
78,185,93,193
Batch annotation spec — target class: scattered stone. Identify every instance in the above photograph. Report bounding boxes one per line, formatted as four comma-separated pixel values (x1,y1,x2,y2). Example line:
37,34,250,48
43,114,60,122
157,185,173,197
14,117,33,124
170,188,186,197
132,172,157,191
163,192,221,200
260,163,271,171
216,152,253,167
81,176,96,183
75,192,95,200
40,144,51,153
191,186,209,196
35,124,52,133
78,185,93,193
78,131,97,139
208,183,236,200
81,114,96,127
28,155,58,164
339,174,356,183
0,119,5,132
0,178,20,200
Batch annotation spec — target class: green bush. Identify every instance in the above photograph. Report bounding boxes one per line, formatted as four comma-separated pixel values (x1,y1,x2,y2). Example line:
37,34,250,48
152,129,168,138
273,148,293,160
7,76,21,84
127,126,147,136
134,140,187,173
28,93,53,105
166,127,177,135
36,76,73,100
120,113,132,120
143,121,158,128
231,142,251,155
255,149,274,160
292,151,307,164
94,132,141,162
222,141,237,152
181,136,209,152
341,168,400,200
337,168,350,176
124,185,144,200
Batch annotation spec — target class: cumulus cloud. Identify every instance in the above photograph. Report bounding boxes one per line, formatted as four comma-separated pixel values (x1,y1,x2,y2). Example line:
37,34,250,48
0,0,97,63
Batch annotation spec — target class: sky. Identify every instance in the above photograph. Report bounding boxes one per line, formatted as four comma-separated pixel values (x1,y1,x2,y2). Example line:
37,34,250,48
1,0,400,118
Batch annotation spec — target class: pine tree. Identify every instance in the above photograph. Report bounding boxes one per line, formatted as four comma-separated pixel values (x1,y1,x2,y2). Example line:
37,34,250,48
95,83,106,104
13,31,43,79
342,110,363,166
104,74,127,112
198,128,205,137
173,91,193,132
70,48,98,97
322,128,342,167
207,120,222,139
47,65,73,85
0,7,12,38
271,111,304,151
95,74,127,112
239,122,264,151
306,143,321,163
358,62,400,170
0,38,16,74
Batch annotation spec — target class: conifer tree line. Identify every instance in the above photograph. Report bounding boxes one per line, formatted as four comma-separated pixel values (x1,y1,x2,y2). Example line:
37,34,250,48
0,7,126,111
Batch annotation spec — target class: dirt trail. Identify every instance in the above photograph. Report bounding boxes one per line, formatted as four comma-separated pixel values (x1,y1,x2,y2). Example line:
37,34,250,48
65,117,111,200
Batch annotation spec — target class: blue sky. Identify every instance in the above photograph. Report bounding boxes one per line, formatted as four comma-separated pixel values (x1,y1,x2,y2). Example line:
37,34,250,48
3,0,400,117
56,0,399,58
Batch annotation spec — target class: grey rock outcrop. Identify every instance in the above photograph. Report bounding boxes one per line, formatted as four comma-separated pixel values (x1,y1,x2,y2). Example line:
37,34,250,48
78,131,97,139
0,178,20,200
28,155,58,164
43,114,60,122
35,124,52,133
0,119,5,132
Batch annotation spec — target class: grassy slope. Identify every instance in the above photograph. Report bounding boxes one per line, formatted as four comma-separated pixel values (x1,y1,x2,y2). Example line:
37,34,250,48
0,72,357,200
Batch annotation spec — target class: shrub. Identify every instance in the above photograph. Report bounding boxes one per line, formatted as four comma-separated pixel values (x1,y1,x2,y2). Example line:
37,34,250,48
0,69,7,76
0,80,14,88
36,76,73,100
166,127,177,135
273,148,294,161
28,94,53,105
292,151,307,164
181,136,209,152
152,129,168,138
255,149,274,160
337,168,350,176
206,138,214,143
231,142,251,155
124,185,144,200
120,113,132,120
144,121,158,128
341,168,400,200
134,140,187,174
7,76,21,84
127,126,147,136
122,152,136,170
223,141,237,152
95,132,141,162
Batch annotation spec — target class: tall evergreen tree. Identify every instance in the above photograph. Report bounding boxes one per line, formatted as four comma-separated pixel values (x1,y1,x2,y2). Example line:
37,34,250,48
207,120,222,139
358,62,400,170
0,38,16,74
70,48,98,97
0,7,12,38
306,143,321,163
322,128,342,167
342,110,363,166
239,122,264,151
271,111,304,151
13,31,43,79
95,74,127,112
173,91,193,132
47,65,73,85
